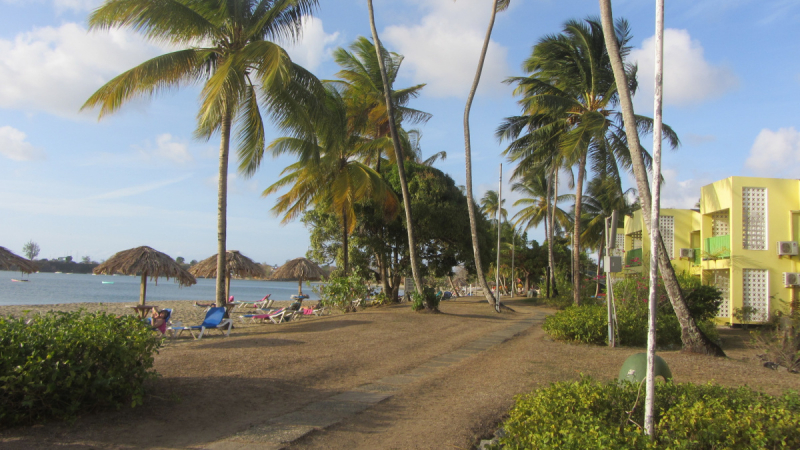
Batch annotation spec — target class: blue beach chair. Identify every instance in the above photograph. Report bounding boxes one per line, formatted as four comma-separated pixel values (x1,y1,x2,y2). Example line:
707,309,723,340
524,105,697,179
168,306,232,339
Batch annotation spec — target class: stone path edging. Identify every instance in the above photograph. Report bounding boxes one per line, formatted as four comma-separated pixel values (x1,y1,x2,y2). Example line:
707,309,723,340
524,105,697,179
202,312,546,450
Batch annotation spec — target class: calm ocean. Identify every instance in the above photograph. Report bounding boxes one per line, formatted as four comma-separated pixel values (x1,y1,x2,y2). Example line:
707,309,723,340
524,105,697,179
0,270,320,306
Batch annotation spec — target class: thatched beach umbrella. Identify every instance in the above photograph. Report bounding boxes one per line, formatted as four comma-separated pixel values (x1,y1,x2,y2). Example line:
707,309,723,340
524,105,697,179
93,246,196,305
189,250,265,301
271,257,325,296
0,246,38,274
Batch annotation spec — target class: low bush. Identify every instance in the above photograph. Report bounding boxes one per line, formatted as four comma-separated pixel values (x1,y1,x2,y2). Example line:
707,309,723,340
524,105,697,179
496,377,800,449
315,274,369,312
542,305,607,345
410,286,439,311
0,311,161,426
543,299,690,348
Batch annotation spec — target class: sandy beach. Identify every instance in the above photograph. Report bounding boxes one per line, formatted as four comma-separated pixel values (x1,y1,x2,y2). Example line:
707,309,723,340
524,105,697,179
1,298,797,449
0,299,305,327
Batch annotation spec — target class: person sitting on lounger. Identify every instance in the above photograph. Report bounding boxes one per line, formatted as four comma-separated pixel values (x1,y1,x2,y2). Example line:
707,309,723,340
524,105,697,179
195,296,233,309
150,309,170,335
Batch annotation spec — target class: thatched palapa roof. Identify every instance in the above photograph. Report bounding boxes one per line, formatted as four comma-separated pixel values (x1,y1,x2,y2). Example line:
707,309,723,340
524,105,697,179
93,246,196,305
271,257,325,296
271,257,325,281
94,246,196,285
0,246,38,274
189,250,265,279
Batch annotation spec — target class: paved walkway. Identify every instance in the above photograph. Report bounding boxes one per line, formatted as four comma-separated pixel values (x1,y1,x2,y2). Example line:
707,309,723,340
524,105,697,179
203,311,546,450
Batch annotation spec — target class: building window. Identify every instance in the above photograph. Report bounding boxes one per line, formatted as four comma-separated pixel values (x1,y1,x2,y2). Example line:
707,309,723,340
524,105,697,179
713,270,730,318
611,232,625,257
712,211,729,237
660,215,674,259
742,268,769,322
742,187,767,250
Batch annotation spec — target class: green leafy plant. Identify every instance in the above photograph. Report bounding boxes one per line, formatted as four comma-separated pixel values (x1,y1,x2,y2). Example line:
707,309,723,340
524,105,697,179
497,377,800,449
410,286,439,311
734,306,757,329
315,274,368,312
0,311,161,426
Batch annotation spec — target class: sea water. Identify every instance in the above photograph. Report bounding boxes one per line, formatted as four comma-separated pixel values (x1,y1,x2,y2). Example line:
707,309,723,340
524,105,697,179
0,270,319,306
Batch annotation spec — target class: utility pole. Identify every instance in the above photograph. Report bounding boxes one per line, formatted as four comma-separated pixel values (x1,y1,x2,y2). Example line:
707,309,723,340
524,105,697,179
495,164,502,312
645,0,665,437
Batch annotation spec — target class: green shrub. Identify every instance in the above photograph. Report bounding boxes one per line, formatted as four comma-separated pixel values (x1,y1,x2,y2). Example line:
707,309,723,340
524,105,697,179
410,286,439,311
0,311,161,426
543,298,688,348
543,305,607,345
315,274,368,312
497,377,800,449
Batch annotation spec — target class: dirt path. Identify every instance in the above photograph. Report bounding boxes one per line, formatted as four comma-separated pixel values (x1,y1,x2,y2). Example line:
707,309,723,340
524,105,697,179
1,298,797,449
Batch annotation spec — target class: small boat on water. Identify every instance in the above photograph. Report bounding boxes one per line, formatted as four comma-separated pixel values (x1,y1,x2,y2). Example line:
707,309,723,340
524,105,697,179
11,279,29,282
102,281,115,284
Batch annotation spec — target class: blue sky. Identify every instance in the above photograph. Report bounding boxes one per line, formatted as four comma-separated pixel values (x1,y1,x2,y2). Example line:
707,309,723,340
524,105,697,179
1,0,799,265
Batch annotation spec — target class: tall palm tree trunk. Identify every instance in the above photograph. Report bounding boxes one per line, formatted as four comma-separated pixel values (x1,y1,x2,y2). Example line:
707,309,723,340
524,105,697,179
367,0,425,300
215,110,232,308
544,213,551,298
599,0,724,356
462,0,503,310
342,208,349,275
573,154,587,306
549,167,559,296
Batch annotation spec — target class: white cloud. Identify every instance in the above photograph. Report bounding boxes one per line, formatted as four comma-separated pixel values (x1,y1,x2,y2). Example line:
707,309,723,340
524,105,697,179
630,29,738,109
282,17,340,72
135,133,193,164
0,23,164,118
745,127,800,177
382,0,510,98
88,175,192,201
0,126,45,161
658,169,706,209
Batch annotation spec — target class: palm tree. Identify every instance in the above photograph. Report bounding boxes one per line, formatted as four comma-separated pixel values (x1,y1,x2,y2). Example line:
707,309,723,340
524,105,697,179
367,0,424,297
599,0,724,356
330,37,431,170
463,0,510,310
480,190,507,225
511,171,571,297
577,176,635,296
81,0,319,307
263,85,398,275
498,17,678,306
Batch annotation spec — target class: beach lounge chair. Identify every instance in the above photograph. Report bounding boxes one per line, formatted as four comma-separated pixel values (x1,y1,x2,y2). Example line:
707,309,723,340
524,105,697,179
239,307,285,324
168,306,232,339
233,295,273,311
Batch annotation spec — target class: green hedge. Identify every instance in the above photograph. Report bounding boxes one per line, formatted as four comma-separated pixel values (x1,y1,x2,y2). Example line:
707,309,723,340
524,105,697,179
497,378,800,449
0,311,161,425
542,277,721,348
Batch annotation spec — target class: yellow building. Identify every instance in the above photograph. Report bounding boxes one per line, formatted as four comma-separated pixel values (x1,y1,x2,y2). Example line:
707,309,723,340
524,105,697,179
622,176,800,324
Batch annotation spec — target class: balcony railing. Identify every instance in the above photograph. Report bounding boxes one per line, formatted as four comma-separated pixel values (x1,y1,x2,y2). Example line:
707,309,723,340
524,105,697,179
626,248,643,267
703,235,730,259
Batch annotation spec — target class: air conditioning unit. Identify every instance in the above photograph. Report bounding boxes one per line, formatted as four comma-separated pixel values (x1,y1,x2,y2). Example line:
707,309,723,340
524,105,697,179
679,248,694,259
784,272,800,287
777,241,799,256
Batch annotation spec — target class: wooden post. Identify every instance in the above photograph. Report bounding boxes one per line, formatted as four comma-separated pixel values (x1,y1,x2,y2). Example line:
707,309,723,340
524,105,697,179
139,271,147,306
